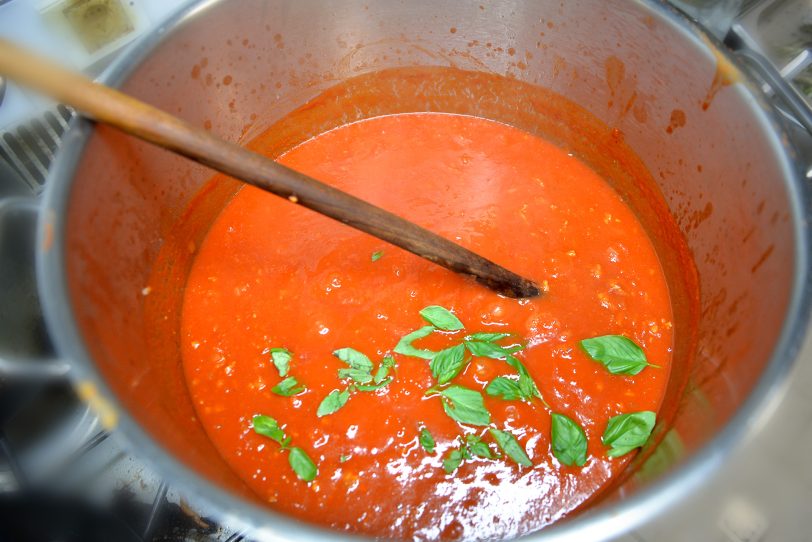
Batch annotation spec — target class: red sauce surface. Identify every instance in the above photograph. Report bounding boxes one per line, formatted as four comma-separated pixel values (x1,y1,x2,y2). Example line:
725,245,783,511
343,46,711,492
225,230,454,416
181,113,673,540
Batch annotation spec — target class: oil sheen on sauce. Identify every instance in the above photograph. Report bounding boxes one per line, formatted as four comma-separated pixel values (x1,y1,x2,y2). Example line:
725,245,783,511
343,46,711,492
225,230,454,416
181,113,673,541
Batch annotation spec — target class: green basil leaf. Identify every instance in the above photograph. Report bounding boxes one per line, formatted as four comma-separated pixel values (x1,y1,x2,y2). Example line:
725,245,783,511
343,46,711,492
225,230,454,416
338,367,373,384
439,385,491,426
394,326,437,359
269,347,292,377
518,373,542,400
465,434,494,459
333,347,374,372
317,389,350,417
419,305,464,331
443,449,464,473
465,340,511,360
355,377,393,392
419,427,436,454
271,376,306,397
288,446,317,481
551,413,588,467
374,355,395,384
580,335,650,375
602,411,656,457
489,428,532,467
252,415,286,446
485,376,525,400
468,332,510,342
504,354,527,373
429,344,467,384
339,454,351,463
371,250,384,262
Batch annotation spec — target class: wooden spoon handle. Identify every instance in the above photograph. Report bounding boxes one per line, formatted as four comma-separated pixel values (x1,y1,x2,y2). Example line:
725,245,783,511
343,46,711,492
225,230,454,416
0,38,539,298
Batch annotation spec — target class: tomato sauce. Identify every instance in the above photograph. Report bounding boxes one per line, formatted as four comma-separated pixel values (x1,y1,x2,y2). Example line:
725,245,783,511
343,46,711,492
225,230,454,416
181,113,673,540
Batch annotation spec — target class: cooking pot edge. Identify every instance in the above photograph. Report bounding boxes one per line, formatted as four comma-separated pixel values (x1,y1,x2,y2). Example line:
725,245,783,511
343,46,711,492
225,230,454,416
34,0,812,540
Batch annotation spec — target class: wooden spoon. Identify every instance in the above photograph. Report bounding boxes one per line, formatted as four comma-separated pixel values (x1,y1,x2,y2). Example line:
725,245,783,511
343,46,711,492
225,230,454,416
0,39,540,298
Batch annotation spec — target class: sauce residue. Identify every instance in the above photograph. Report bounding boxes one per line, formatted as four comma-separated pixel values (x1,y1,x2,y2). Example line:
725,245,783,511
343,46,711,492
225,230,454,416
181,113,674,540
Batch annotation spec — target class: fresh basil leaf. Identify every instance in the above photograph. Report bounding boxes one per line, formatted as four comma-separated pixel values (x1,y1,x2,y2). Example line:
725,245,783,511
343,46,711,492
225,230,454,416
288,446,317,482
443,448,464,473
465,340,511,360
518,373,542,400
504,355,527,373
602,411,656,457
394,326,437,359
489,428,532,467
429,344,467,384
252,415,286,446
504,344,525,354
317,389,350,417
485,376,525,400
271,376,306,397
468,332,510,342
419,305,464,331
371,250,384,262
333,347,374,372
338,367,374,384
419,427,436,454
269,347,292,377
465,434,494,459
374,355,395,384
551,413,588,467
439,385,491,426
580,335,650,375
355,377,393,392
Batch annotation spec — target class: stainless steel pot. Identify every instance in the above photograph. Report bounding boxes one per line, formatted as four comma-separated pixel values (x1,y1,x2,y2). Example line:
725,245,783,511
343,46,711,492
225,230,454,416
14,0,812,540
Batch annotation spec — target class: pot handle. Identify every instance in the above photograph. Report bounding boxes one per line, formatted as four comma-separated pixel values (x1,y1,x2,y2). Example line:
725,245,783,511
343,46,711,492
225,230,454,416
0,197,70,380
733,48,812,139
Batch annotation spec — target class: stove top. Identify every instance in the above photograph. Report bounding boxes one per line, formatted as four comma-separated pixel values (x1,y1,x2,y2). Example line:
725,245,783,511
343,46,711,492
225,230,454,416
0,1,811,542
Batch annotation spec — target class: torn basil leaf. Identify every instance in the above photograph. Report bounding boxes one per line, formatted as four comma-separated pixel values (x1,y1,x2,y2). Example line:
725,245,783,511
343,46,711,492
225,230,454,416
602,411,656,457
271,376,306,397
394,326,437,360
489,428,532,467
253,415,316,481
252,415,286,446
438,385,491,426
551,413,588,467
317,389,350,417
374,355,395,384
485,376,526,400
288,446,317,482
580,335,651,375
429,344,467,384
419,427,436,454
465,434,494,459
443,448,464,473
468,332,510,342
419,305,464,331
355,377,393,392
269,347,292,377
464,340,512,360
338,367,374,384
333,347,374,372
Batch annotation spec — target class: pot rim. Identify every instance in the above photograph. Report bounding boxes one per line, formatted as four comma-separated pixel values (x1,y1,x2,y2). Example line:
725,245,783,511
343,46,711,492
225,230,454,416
36,1,812,540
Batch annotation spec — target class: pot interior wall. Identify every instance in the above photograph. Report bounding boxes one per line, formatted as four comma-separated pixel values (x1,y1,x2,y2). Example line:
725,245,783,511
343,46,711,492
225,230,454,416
59,0,798,531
